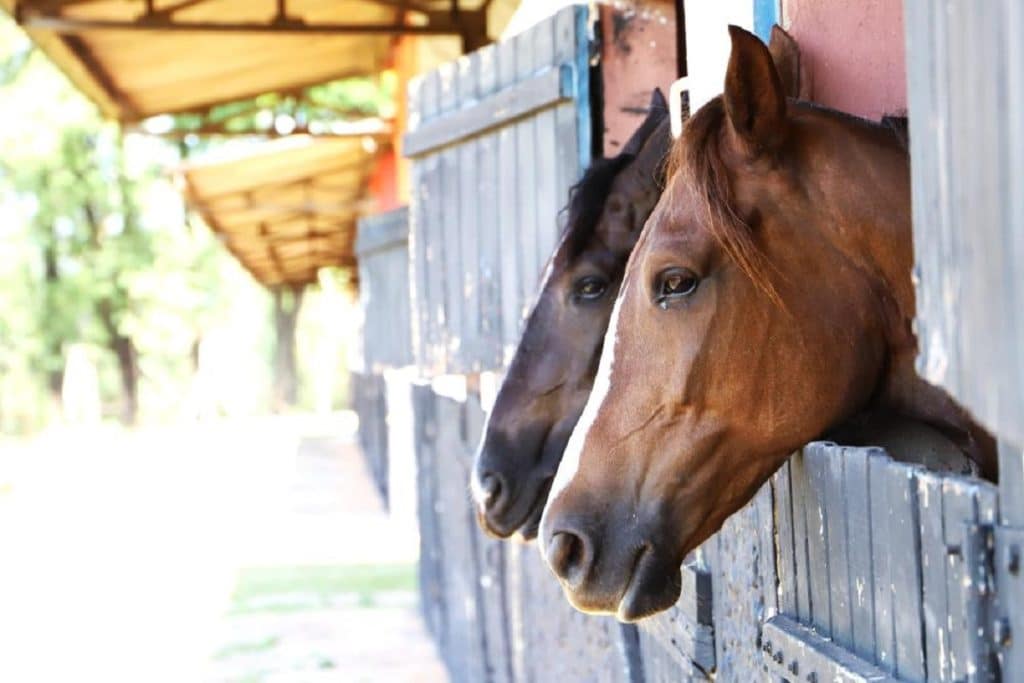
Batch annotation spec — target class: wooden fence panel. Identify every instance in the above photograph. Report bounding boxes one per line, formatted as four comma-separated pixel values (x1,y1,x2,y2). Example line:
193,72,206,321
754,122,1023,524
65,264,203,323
412,381,445,640
356,207,412,371
433,392,489,682
411,383,647,683
702,482,775,681
405,6,591,376
773,444,997,682
351,371,388,503
843,448,875,662
905,0,1024,448
476,44,503,370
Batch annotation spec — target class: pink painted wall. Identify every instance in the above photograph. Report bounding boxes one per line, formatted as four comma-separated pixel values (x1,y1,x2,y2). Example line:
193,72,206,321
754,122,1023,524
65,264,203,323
781,0,907,120
599,1,678,157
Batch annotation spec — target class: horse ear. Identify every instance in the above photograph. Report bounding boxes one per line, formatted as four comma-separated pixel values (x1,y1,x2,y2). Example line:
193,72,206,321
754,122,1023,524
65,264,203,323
650,87,668,112
620,88,669,156
724,25,789,155
767,24,810,100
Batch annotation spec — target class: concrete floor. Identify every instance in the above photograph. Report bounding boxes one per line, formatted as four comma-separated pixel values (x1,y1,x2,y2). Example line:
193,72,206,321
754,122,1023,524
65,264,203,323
0,415,448,683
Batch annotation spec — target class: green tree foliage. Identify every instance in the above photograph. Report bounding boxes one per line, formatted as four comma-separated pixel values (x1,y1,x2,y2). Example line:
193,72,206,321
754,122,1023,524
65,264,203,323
0,15,389,429
0,16,232,430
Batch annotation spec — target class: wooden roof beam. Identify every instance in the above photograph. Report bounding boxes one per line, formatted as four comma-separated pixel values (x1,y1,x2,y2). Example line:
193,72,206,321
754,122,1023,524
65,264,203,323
16,8,483,37
200,200,366,216
132,122,391,140
186,159,368,202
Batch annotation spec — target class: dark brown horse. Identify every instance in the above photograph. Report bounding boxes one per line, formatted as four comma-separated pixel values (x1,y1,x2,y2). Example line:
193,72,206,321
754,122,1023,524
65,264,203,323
540,26,996,622
471,90,671,540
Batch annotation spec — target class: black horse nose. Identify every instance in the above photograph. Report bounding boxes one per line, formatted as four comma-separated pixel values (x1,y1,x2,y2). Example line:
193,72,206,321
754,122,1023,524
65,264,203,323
546,528,593,589
476,471,506,511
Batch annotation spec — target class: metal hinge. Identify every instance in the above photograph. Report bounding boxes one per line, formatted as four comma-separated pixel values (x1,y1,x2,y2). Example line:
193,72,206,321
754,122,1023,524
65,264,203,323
760,615,895,682
992,525,1024,679
961,522,998,680
958,521,1024,681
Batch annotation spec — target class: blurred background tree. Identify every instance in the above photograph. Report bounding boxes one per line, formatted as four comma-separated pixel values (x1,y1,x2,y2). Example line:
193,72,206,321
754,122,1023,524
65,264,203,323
0,14,377,432
0,16,236,430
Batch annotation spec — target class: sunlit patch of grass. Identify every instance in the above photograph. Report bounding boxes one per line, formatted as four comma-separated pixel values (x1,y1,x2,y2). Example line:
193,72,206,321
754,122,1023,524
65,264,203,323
227,563,416,615
213,635,280,660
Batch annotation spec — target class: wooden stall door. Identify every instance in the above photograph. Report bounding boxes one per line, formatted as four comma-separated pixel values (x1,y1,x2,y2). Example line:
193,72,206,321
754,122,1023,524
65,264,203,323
905,0,1024,451
769,444,997,682
404,6,591,377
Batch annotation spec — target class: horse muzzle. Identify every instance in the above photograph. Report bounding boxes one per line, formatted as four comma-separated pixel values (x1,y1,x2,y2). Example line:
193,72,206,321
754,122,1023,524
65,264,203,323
471,460,554,540
541,505,683,622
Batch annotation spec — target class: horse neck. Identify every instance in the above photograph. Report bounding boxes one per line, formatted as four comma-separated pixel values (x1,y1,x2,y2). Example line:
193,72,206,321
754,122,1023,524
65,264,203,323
803,113,996,472
803,113,916,344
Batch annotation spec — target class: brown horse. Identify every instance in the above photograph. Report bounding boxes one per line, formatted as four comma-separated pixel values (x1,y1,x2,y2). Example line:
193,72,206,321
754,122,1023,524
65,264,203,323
471,90,671,540
540,26,996,622
471,26,810,542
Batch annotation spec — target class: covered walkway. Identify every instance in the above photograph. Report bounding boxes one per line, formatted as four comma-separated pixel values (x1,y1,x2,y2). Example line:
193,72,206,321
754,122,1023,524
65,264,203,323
0,416,447,682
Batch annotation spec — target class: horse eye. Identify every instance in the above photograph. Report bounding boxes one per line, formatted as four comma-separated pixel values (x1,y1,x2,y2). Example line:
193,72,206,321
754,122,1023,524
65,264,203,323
572,276,609,303
654,267,699,308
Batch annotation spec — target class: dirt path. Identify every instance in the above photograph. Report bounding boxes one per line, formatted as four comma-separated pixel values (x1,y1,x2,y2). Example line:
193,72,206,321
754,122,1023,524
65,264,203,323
0,416,447,683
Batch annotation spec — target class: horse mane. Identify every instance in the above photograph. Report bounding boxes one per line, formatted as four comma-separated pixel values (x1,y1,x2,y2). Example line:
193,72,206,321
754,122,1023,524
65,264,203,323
562,153,636,258
665,96,782,304
881,114,909,150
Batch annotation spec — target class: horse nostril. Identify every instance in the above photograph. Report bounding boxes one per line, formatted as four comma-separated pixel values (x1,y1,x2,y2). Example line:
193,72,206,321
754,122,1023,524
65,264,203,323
547,530,591,587
478,472,504,509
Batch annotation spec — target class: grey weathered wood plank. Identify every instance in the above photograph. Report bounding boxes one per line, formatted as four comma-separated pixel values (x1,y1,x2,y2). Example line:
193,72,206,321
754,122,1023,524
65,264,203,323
417,67,442,372
906,0,1024,446
423,148,446,372
495,36,522,358
843,447,875,661
530,11,559,276
762,615,897,683
790,449,813,625
355,207,409,256
774,459,798,618
916,471,948,682
501,540,528,683
886,462,925,681
435,62,459,372
999,439,1024,526
553,8,585,240
439,144,461,367
462,391,513,683
553,5,578,64
534,108,559,280
513,27,540,329
403,63,575,158
357,208,412,370
825,447,853,649
456,54,480,372
408,73,429,369
638,561,715,676
475,44,502,371
710,485,774,680
868,450,896,672
411,383,446,639
756,473,779,621
940,476,976,682
804,443,833,635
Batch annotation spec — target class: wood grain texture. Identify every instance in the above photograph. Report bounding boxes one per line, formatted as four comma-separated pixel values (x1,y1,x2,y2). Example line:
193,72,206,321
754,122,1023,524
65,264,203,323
905,0,1024,448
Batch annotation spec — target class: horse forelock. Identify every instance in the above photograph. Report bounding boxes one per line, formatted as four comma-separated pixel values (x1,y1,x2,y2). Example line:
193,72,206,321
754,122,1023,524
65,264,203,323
562,153,636,260
665,97,782,306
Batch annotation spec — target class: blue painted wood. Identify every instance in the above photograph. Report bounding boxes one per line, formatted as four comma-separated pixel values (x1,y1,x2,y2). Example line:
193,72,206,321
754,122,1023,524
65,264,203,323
752,0,779,44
